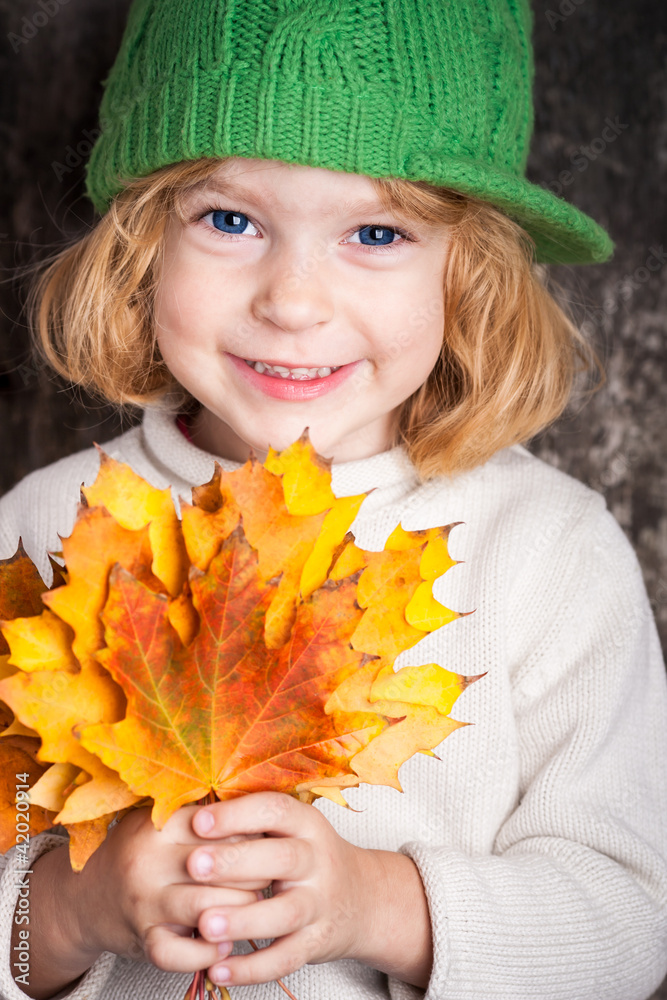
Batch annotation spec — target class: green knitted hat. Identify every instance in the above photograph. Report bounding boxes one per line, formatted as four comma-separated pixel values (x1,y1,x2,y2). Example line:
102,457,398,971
84,0,614,265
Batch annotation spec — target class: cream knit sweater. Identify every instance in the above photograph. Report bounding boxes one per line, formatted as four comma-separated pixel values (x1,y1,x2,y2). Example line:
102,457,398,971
0,409,666,1000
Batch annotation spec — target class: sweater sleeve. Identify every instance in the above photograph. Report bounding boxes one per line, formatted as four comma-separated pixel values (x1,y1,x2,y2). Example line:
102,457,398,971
0,833,117,1000
0,447,103,582
389,505,667,1000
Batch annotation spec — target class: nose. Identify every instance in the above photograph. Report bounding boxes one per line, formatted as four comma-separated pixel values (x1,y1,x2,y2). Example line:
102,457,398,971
250,246,335,334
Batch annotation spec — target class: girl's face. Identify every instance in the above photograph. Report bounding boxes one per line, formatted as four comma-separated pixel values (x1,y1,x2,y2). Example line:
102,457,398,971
155,158,449,463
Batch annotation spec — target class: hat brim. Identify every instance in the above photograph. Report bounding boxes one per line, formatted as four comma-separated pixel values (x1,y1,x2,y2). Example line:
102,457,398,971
400,153,614,265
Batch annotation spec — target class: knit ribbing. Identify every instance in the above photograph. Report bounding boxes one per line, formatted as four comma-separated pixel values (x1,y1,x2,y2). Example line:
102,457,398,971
84,0,614,265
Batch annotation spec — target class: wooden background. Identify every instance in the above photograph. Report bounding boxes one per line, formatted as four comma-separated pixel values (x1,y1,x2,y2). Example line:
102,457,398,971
0,0,666,996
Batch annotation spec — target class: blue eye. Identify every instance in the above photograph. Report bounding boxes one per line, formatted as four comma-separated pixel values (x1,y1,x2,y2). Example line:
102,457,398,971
350,225,401,248
207,210,258,237
196,206,412,253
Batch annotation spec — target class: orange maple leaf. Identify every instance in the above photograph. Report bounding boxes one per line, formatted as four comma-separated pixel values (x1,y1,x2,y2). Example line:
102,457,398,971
0,541,48,656
79,525,380,827
0,734,57,852
0,431,482,869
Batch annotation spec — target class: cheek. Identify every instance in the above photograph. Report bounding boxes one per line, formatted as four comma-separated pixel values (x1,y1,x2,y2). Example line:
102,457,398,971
154,261,182,342
156,269,206,338
423,316,446,370
381,290,444,389
410,275,446,369
155,288,227,383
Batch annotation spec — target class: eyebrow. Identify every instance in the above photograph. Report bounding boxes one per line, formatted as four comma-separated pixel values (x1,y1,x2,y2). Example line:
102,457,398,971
186,178,398,220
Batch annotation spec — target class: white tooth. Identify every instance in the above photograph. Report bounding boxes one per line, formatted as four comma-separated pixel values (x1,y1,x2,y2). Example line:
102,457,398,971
291,368,309,375
253,361,266,374
272,365,290,374
279,370,290,378
317,367,332,377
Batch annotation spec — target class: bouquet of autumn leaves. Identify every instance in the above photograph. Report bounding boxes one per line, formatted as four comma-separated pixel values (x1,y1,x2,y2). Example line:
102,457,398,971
0,431,482,875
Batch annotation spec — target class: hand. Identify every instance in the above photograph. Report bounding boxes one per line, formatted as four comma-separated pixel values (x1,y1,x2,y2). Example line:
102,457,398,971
70,805,264,970
186,792,433,990
14,804,264,1000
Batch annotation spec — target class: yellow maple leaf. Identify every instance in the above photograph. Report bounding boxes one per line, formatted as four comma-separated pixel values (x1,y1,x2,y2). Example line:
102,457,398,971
0,431,481,868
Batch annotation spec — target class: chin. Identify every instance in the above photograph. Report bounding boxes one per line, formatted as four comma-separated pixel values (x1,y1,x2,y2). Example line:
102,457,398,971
242,417,321,451
257,427,325,456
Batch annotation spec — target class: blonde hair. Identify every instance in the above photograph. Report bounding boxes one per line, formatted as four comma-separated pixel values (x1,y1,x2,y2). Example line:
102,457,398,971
26,158,601,479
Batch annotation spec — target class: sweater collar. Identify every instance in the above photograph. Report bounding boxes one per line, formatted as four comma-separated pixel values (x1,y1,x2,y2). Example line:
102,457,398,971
141,408,420,498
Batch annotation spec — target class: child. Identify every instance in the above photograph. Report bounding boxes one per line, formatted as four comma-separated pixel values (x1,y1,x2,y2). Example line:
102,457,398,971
1,0,666,998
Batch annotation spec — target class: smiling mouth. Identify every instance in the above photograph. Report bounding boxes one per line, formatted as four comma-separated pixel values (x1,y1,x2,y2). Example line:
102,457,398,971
243,359,342,381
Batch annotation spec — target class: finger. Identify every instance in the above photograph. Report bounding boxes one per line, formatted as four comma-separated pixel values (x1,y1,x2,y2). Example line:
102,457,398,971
158,884,262,928
143,924,234,973
199,889,316,944
157,805,264,845
192,792,311,840
188,835,313,885
208,933,311,988
166,842,268,890
156,804,218,842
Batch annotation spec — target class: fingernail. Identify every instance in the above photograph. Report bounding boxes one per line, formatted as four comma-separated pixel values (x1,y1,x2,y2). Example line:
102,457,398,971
194,852,214,876
210,965,231,983
208,915,228,937
195,809,215,834
217,941,232,958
